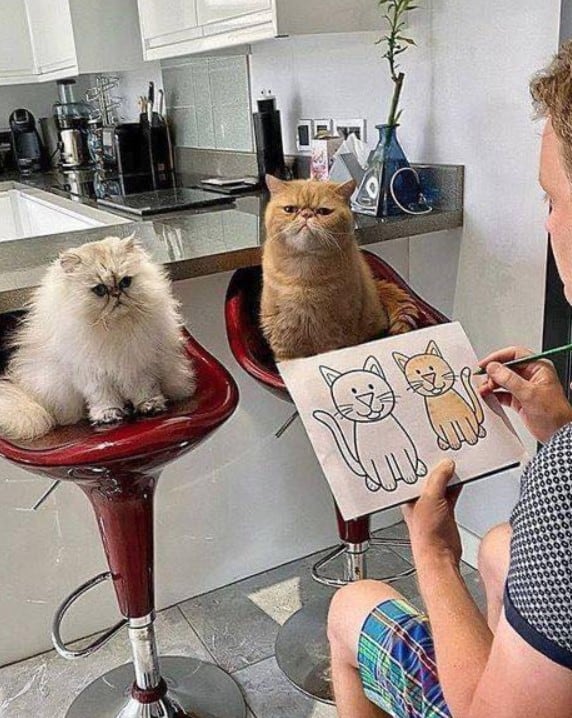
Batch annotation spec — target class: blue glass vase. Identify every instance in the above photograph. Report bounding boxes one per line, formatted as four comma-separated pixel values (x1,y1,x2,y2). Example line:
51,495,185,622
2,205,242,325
353,124,420,217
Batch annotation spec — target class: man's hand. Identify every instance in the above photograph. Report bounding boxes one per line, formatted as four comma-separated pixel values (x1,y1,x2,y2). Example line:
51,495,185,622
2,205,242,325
478,346,572,443
402,459,461,567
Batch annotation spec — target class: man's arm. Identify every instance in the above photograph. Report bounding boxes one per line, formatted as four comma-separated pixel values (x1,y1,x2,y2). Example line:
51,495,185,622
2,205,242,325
468,615,572,718
415,552,493,715
407,461,572,718
404,461,493,716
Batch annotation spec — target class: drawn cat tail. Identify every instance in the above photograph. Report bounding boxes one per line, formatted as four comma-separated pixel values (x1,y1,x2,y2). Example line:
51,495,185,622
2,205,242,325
313,410,365,478
461,367,485,425
0,380,55,441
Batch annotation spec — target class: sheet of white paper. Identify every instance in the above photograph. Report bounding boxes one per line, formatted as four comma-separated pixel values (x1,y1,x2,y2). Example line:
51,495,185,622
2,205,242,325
279,322,526,520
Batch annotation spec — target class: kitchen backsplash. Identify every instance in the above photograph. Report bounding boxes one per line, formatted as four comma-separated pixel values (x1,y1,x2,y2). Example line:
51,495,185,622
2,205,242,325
162,55,253,153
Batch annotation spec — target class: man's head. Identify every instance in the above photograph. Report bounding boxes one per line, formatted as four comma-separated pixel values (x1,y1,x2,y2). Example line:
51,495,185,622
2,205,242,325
532,42,572,302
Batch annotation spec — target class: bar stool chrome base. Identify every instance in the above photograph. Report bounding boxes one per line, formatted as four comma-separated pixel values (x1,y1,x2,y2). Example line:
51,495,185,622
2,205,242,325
275,597,333,704
276,537,416,704
66,656,246,718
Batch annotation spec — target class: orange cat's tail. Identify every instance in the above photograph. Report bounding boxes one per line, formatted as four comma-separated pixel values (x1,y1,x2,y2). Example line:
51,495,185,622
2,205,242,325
460,367,485,426
376,280,420,335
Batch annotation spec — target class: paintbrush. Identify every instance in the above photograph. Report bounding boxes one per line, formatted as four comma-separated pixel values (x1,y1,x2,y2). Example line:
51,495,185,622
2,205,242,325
474,342,572,375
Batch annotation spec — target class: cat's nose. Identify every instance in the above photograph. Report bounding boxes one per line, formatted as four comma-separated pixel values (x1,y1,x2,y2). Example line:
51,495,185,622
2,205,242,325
422,371,436,384
300,209,314,219
357,391,374,407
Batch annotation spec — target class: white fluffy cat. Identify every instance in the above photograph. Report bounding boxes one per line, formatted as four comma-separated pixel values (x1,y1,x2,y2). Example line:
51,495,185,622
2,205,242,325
0,235,196,441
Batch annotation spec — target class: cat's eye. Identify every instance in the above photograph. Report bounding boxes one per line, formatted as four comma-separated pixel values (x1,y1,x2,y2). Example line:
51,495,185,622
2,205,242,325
416,369,421,374
428,365,434,371
368,384,374,390
92,284,108,297
315,207,334,216
119,276,132,290
352,388,357,394
283,205,297,214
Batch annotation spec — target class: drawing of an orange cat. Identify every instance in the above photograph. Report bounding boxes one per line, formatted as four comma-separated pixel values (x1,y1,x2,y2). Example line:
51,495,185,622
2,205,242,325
393,341,486,451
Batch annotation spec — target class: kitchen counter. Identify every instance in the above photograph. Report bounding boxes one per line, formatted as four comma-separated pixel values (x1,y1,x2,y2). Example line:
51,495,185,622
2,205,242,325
0,165,463,312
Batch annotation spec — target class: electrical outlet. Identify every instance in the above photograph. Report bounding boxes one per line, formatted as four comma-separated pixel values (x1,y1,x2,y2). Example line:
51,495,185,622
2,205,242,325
334,119,366,142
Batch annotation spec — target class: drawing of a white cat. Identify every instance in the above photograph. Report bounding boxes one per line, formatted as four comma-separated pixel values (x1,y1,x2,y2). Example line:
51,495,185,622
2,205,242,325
313,356,427,492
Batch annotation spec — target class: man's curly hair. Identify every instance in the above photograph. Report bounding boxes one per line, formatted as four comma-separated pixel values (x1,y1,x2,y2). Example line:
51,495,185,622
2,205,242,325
531,41,572,177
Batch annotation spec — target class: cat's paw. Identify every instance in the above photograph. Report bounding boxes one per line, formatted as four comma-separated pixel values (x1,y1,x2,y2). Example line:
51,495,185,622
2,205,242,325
377,280,420,335
416,460,428,477
478,425,487,438
90,406,127,426
365,476,383,492
437,437,450,450
136,395,167,416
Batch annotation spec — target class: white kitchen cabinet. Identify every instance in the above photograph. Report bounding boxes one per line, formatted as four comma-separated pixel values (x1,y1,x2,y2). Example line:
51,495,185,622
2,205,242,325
0,0,145,85
25,0,77,80
196,0,271,27
140,0,381,60
0,0,36,85
137,0,201,57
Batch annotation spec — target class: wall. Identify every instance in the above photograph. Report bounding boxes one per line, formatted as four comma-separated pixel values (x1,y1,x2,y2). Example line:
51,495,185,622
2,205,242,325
0,77,91,131
162,54,253,151
248,24,433,158
422,0,561,537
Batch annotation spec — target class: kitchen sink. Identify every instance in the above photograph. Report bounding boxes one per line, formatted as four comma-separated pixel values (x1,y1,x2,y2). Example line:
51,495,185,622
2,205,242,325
0,184,131,242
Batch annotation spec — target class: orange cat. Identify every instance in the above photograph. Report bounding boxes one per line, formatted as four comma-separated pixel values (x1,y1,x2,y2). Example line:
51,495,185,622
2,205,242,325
260,175,418,362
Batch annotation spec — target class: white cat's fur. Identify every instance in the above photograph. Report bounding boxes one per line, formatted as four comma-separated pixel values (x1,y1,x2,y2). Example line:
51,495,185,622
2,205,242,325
0,235,196,441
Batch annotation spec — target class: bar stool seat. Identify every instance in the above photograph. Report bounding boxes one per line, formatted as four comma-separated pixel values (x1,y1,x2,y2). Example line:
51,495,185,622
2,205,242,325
225,249,448,703
0,311,245,718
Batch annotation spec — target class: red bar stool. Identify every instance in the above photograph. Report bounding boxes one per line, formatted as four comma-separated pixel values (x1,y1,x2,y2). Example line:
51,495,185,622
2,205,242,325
224,249,448,703
0,311,245,718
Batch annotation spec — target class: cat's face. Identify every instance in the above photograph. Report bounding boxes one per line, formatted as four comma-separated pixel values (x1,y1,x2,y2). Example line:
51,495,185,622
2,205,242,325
393,341,455,397
265,176,355,252
58,235,152,324
320,356,395,423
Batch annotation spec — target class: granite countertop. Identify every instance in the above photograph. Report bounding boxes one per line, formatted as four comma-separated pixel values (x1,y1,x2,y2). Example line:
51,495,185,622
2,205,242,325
0,165,463,312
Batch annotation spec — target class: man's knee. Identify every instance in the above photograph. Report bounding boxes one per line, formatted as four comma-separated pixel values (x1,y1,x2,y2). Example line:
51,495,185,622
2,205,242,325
328,580,402,657
478,522,511,589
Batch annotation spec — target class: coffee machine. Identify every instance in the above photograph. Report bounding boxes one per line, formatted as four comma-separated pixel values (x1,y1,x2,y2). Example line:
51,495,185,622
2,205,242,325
9,109,47,175
53,79,95,169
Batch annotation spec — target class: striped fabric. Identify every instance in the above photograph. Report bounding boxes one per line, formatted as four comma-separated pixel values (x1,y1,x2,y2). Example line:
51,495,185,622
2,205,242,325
357,598,451,718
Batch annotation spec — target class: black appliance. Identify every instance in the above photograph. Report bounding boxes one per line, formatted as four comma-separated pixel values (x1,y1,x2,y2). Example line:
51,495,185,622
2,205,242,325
9,109,47,175
100,121,173,195
252,92,288,182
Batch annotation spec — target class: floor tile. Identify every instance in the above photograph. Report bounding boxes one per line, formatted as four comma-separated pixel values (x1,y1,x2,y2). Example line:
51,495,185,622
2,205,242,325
179,550,337,674
179,542,411,674
234,656,336,718
0,607,214,718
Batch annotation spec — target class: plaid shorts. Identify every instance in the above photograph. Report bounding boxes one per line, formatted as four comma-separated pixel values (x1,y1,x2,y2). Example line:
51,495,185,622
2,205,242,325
357,598,451,718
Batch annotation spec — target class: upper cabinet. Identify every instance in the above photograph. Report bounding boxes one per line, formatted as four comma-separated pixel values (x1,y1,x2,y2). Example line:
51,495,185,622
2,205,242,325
139,0,381,61
0,0,36,84
0,0,145,85
137,0,201,57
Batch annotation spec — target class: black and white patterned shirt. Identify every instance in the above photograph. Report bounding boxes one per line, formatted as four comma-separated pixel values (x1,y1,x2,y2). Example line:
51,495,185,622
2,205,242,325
504,423,572,669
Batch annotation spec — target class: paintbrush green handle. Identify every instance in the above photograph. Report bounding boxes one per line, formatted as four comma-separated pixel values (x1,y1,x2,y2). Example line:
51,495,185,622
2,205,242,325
474,342,572,375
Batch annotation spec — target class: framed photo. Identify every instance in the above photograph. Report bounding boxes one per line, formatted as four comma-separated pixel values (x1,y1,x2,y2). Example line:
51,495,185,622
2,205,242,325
334,119,366,142
296,119,313,152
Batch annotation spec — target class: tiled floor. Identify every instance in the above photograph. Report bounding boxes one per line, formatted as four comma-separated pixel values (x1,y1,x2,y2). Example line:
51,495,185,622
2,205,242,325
0,523,486,717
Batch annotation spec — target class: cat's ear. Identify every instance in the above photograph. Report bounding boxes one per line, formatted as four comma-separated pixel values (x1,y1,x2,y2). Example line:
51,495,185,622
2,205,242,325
266,174,288,195
319,365,341,387
335,180,356,202
59,250,82,274
123,232,142,252
426,341,443,358
364,356,385,379
392,352,409,373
